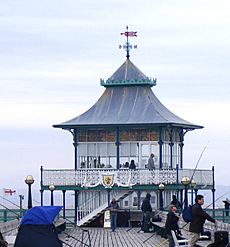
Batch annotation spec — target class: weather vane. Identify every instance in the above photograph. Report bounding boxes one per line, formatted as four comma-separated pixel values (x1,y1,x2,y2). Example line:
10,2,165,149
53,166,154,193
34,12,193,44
119,25,137,59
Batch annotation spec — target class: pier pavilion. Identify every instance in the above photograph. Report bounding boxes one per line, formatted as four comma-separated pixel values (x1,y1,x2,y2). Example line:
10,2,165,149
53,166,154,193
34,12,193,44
40,37,215,226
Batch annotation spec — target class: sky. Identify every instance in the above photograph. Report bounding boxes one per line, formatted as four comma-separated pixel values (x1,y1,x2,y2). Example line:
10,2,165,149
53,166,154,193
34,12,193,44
0,0,230,195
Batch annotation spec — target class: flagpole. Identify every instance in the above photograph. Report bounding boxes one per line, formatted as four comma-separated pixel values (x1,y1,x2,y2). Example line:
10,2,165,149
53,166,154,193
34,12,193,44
126,25,129,59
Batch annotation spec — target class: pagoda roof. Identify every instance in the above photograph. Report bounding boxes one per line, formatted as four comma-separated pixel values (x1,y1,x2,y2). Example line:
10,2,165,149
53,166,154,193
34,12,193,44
54,90,202,129
54,59,203,130
100,59,156,87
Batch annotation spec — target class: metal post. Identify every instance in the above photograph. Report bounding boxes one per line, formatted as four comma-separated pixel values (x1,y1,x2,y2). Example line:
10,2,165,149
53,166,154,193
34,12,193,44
28,184,32,209
108,189,111,207
116,127,120,169
40,190,44,206
159,183,165,210
176,164,179,202
25,175,34,209
194,189,198,198
212,166,216,218
74,129,78,170
191,188,194,205
159,190,163,210
184,185,188,209
49,185,55,206
179,129,184,169
62,190,66,219
158,127,163,169
74,190,78,225
137,191,141,210
50,192,54,206
19,195,24,217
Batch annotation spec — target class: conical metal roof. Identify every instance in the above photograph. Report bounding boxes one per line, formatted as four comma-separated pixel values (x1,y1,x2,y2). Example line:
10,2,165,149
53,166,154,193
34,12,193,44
54,59,203,130
100,59,156,87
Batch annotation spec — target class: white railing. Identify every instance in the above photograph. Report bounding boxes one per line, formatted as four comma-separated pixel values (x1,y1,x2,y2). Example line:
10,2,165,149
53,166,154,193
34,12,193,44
77,190,131,226
42,168,213,188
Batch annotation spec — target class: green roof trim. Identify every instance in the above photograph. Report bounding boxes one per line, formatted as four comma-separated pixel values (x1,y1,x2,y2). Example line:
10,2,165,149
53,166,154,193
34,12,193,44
100,78,157,87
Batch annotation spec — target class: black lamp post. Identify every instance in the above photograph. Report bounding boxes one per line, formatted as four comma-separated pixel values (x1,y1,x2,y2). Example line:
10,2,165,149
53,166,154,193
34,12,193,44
49,184,55,206
25,175,34,209
181,176,190,209
159,183,165,210
190,179,196,205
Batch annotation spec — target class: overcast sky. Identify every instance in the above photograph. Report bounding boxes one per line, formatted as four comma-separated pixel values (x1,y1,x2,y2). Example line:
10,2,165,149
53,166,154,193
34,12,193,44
0,0,230,192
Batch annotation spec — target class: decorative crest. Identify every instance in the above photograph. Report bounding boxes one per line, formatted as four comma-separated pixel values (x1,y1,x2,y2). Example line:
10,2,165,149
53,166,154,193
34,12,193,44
119,25,137,59
102,173,115,188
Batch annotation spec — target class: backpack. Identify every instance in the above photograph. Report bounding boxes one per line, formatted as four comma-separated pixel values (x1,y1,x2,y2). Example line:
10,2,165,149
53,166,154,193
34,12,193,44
182,205,193,222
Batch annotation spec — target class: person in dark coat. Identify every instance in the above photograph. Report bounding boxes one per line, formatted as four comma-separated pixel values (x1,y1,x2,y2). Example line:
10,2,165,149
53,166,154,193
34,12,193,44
170,195,182,212
165,204,181,247
141,193,152,232
129,160,136,170
188,194,216,247
223,198,230,217
109,198,119,232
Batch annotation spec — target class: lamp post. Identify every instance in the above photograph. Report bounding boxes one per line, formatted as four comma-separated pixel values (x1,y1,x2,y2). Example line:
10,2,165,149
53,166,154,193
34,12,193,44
25,175,34,209
181,176,190,209
49,184,55,206
159,183,165,210
190,179,196,205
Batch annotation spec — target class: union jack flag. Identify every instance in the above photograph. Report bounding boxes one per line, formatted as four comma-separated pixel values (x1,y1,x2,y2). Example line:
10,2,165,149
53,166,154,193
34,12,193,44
120,31,137,37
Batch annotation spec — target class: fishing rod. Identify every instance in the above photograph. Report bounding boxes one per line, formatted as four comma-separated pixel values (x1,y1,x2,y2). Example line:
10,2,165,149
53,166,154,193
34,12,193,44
144,144,209,244
63,232,91,247
0,195,25,210
190,143,209,184
0,202,21,219
154,191,229,247
180,143,209,210
179,190,230,231
59,239,72,247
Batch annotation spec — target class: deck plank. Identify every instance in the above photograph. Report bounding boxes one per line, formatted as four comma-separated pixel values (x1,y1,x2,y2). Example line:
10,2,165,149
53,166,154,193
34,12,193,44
60,227,168,247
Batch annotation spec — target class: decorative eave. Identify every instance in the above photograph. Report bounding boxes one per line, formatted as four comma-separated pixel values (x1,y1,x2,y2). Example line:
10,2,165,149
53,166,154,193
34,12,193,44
100,58,157,87
53,86,203,130
100,78,156,87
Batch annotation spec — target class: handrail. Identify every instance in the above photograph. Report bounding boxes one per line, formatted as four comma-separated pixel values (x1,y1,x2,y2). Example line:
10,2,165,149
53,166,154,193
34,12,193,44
41,168,213,188
77,190,124,224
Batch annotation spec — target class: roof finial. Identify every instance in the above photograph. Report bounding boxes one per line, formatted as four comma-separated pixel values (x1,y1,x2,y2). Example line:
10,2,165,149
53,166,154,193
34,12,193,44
119,25,137,59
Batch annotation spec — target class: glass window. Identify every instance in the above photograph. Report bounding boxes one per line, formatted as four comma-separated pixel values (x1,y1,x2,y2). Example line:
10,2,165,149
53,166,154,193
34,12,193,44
107,143,116,156
97,143,106,156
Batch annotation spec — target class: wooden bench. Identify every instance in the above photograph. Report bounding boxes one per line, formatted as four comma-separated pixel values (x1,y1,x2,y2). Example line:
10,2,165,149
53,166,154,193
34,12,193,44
127,211,143,231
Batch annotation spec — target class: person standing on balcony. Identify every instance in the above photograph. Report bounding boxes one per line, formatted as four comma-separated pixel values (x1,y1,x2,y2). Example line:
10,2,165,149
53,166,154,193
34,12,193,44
141,193,152,232
188,194,216,247
129,160,136,170
109,198,119,232
147,153,155,169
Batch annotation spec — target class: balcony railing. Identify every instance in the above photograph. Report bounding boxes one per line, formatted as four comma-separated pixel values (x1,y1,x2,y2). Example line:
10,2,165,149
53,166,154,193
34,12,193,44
41,168,213,189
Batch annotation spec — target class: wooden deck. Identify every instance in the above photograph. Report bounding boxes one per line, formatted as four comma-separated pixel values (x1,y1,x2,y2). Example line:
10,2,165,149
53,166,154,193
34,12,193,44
60,227,168,247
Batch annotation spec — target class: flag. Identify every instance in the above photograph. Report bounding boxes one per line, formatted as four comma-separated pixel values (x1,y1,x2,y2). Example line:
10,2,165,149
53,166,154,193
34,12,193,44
3,188,16,196
120,31,137,37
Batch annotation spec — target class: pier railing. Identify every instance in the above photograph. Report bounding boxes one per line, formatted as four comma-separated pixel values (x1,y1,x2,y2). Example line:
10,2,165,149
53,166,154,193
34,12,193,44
41,168,213,188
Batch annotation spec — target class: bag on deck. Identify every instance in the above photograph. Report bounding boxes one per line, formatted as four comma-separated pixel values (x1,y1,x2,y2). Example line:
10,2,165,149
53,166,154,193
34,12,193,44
182,205,193,223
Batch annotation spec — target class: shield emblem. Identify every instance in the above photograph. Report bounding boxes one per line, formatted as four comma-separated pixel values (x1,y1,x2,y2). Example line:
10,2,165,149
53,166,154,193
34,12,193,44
102,174,114,188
